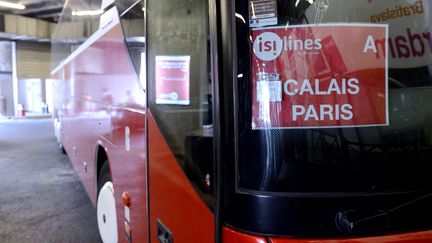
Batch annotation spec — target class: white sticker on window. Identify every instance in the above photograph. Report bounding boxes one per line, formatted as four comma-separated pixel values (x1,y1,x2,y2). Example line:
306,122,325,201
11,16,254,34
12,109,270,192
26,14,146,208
257,81,282,102
249,0,278,28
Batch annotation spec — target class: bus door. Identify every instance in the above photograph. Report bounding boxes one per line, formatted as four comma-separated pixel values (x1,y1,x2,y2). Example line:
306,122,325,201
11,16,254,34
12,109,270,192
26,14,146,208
146,0,215,242
114,1,149,242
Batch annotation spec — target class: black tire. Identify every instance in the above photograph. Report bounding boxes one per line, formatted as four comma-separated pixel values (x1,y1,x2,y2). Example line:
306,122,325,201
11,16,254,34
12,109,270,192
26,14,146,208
60,144,66,154
97,162,112,194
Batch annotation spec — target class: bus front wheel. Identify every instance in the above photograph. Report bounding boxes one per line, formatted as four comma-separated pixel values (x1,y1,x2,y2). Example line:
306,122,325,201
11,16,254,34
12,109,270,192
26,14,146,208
97,162,118,243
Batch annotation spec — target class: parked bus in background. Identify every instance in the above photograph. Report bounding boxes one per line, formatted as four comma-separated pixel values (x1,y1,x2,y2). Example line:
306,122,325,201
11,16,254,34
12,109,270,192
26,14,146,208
51,0,432,242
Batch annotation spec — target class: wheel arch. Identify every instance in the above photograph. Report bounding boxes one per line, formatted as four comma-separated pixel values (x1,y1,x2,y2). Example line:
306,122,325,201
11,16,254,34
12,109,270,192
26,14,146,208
95,144,110,198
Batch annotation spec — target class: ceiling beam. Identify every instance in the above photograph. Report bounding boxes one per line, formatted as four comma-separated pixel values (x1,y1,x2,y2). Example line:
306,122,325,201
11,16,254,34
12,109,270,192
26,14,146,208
36,12,61,19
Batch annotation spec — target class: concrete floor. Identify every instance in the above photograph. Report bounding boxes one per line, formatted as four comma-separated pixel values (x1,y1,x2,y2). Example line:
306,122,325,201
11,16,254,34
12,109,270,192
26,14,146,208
0,119,100,243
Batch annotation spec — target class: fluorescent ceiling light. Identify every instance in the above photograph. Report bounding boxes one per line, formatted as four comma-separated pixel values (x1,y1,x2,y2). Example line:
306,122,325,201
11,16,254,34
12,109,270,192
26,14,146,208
72,10,103,16
0,1,25,10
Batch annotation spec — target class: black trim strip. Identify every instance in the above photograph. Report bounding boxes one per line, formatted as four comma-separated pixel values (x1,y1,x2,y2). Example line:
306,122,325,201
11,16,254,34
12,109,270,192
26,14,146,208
217,0,237,241
208,0,222,241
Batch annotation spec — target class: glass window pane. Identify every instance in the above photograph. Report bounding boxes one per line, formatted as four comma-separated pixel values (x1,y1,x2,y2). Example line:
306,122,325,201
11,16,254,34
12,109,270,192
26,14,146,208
119,0,144,78
147,0,214,204
235,0,432,193
51,0,103,70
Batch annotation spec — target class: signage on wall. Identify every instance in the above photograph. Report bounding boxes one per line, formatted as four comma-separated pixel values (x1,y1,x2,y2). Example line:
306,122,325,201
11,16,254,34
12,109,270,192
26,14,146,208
250,24,388,129
155,56,190,105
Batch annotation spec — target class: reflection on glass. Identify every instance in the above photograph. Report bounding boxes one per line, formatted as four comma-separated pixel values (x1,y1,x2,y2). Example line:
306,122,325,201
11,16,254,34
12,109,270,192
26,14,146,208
120,0,145,78
51,0,103,70
235,0,432,193
147,0,213,206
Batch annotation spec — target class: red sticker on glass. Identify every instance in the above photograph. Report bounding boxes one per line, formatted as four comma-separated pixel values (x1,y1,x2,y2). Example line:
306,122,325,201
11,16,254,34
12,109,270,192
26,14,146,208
155,56,190,105
251,24,388,129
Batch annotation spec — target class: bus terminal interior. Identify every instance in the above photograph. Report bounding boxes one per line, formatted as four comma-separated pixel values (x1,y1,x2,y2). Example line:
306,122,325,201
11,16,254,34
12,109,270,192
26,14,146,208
0,0,100,242
1,0,432,243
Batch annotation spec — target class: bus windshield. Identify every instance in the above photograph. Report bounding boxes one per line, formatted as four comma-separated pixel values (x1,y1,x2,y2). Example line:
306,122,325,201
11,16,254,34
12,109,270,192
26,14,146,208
235,0,432,193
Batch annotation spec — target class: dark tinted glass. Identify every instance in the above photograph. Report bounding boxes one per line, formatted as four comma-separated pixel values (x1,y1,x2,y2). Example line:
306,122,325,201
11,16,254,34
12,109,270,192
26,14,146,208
147,0,214,206
118,0,144,78
116,0,140,14
235,0,432,193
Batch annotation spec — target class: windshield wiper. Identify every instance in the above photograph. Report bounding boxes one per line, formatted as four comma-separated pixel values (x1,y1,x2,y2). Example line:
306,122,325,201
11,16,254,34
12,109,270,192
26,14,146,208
336,192,432,235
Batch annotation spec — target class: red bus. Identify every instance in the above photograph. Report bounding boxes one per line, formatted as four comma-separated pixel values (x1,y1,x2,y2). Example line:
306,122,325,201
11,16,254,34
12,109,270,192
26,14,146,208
51,0,432,242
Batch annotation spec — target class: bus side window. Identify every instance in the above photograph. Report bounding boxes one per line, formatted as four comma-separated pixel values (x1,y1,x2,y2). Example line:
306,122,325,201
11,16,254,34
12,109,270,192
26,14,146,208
51,0,102,69
147,0,214,205
118,0,145,79
116,0,141,14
